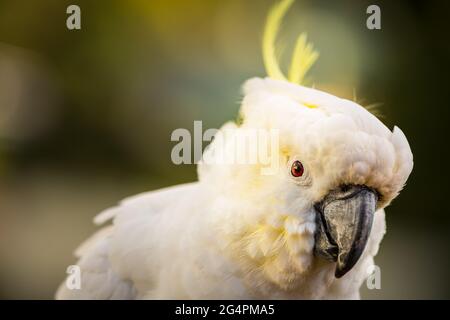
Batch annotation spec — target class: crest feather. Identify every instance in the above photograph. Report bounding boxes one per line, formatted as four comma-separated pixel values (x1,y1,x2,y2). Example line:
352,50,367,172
262,0,319,86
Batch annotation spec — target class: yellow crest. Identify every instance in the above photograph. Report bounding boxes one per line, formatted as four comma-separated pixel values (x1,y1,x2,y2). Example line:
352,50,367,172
263,0,319,85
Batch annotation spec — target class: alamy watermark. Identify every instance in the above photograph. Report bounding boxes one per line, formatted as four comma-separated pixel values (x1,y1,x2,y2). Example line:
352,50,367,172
64,4,379,32
171,121,280,175
63,263,381,291
65,265,81,290
66,5,81,30
366,264,381,290
366,5,381,30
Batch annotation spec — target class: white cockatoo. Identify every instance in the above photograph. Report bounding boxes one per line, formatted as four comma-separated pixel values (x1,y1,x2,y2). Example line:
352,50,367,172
56,0,413,299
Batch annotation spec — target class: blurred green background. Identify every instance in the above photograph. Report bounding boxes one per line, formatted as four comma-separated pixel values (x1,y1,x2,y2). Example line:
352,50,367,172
0,0,449,299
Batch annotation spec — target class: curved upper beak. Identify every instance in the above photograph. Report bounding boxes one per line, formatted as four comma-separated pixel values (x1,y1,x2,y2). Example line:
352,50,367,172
314,185,378,278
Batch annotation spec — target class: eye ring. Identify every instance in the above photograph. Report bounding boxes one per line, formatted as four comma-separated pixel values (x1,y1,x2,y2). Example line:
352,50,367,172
287,156,312,186
291,160,304,177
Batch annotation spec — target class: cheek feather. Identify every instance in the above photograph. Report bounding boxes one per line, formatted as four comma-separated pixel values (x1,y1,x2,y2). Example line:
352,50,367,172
228,211,317,291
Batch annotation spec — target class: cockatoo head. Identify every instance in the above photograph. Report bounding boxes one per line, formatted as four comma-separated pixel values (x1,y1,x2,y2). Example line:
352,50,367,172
238,77,412,276
198,0,413,290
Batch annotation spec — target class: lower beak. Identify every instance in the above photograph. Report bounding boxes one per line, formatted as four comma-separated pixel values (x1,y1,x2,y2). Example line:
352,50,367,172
314,185,378,278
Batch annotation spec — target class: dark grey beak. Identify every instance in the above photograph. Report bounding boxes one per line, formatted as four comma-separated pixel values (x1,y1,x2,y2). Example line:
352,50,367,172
314,185,378,278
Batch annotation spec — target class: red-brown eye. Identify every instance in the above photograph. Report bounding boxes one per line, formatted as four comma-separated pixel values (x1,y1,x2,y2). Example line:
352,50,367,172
291,160,304,177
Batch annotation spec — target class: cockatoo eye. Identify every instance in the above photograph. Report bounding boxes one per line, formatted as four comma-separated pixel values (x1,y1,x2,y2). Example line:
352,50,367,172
291,160,304,177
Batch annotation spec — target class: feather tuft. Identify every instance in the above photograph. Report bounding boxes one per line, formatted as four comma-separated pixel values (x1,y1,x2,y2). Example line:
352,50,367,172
262,0,319,86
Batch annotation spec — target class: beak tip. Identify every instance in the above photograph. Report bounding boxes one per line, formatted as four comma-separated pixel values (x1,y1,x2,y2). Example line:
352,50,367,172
334,253,359,278
334,266,348,278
